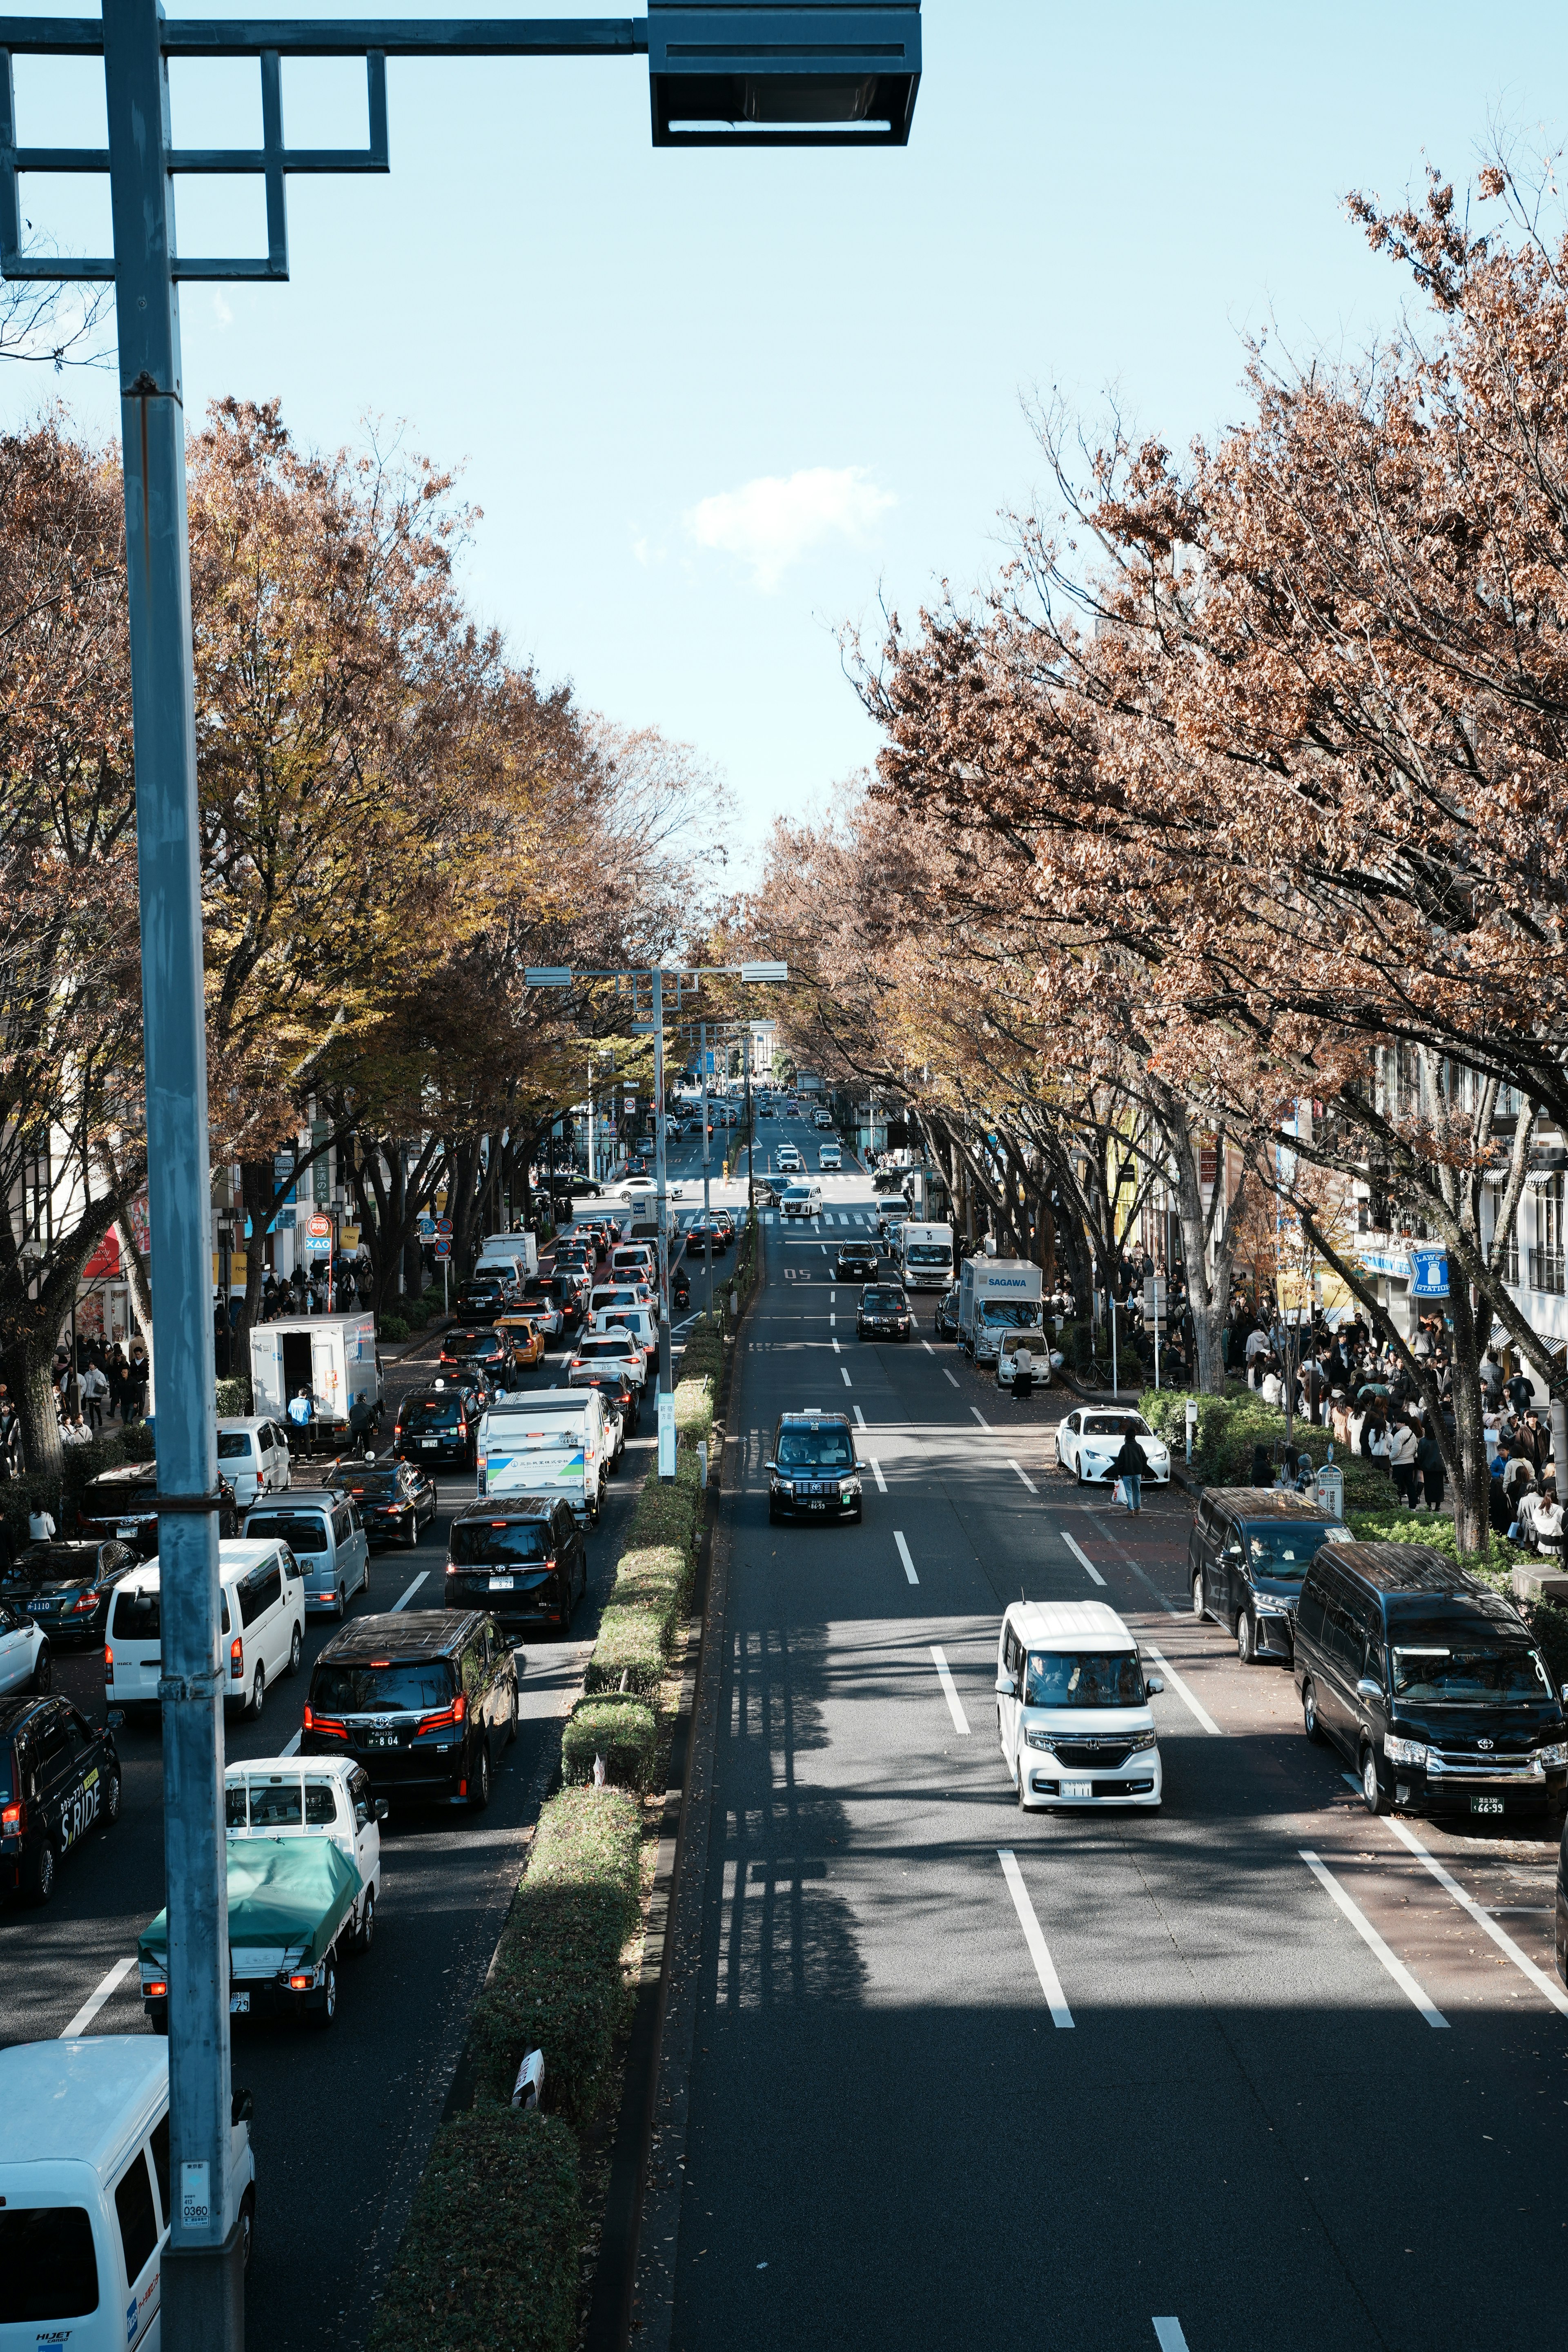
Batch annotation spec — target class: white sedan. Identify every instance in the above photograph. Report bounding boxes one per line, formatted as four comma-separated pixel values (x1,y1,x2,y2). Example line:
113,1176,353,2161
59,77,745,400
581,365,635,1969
0,1597,51,1694
1055,1408,1172,1486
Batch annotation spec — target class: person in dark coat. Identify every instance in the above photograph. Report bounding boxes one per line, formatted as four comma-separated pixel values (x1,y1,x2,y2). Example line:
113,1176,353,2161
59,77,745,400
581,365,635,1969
1110,1425,1147,1516
1414,1423,1446,1512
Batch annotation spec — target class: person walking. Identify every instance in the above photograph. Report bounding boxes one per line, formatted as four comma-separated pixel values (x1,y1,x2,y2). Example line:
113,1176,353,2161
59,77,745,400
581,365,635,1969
79,1356,108,1432
1110,1424,1147,1516
127,1340,149,1423
1414,1422,1446,1513
1388,1417,1419,1508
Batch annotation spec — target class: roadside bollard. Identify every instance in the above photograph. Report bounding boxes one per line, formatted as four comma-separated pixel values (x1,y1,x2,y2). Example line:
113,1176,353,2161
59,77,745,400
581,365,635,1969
697,1440,708,1489
512,2049,544,2111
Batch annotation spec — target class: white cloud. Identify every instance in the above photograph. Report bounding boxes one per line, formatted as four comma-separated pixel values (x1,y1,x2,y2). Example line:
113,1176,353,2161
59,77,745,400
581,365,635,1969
684,466,895,591
211,291,234,329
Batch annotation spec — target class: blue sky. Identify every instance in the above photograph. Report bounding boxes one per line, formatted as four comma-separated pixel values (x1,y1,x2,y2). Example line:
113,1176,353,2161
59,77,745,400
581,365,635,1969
4,2,1563,872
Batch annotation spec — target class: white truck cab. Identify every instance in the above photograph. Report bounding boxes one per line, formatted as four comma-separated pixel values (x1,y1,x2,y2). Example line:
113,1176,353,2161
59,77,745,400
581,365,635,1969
0,2033,256,2351
958,1257,1045,1366
224,1753,383,1938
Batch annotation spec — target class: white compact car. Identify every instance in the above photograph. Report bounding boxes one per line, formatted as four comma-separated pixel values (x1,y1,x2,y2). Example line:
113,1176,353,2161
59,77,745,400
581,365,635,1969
0,1595,51,1695
776,1145,803,1173
1055,1407,1172,1486
996,1600,1165,1811
216,1414,293,1508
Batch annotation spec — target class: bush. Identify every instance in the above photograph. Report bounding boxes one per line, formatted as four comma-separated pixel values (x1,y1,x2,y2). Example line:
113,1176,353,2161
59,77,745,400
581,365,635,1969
120,1422,155,1461
1140,1389,1394,1508
581,1605,666,1697
561,1696,659,1791
466,1787,642,2122
368,2108,579,2352
378,1314,409,1343
626,1453,704,1557
403,1298,432,1331
214,1376,251,1417
1,1434,136,1547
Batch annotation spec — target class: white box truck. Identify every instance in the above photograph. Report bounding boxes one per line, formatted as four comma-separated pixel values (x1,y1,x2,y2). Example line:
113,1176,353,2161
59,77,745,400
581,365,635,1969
477,1390,608,1526
898,1221,955,1290
482,1231,539,1278
249,1313,382,1446
958,1259,1044,1366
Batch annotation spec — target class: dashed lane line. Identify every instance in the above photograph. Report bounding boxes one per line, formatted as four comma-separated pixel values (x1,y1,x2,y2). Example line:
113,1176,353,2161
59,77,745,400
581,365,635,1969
1008,1460,1038,1494
930,1646,970,1735
869,1460,888,1493
841,1367,852,1388
60,1957,136,2040
1060,1530,1106,1586
1299,1849,1448,2029
1381,1807,1568,2017
1141,1644,1222,1737
943,1370,959,1389
393,1571,428,1612
997,1850,1074,2027
894,1532,919,1585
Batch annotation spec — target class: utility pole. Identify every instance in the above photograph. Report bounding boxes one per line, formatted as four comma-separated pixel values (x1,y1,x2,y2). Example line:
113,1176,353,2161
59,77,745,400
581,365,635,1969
700,1022,713,1323
653,968,674,1478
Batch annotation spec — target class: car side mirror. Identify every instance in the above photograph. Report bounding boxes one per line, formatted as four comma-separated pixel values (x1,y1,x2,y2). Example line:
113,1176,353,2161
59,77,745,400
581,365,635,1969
231,2088,254,2127
375,1799,390,1823
1145,1673,1165,1696
764,1460,777,1474
1356,1677,1383,1702
994,1672,1016,1697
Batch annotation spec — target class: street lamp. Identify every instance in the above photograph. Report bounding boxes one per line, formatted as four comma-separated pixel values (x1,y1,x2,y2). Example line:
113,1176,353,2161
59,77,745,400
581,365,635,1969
0,11,910,2339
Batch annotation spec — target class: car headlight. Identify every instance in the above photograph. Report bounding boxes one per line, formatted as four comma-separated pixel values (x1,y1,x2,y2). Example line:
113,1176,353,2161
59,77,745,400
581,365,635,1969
1532,1741,1568,1771
1024,1729,1054,1751
840,1482,859,1501
1127,1726,1159,1752
1384,1733,1430,1768
774,1478,794,1495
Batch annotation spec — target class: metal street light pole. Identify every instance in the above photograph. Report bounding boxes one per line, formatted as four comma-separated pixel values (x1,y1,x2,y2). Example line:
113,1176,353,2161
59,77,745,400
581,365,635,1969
652,967,675,1477
700,1022,713,1323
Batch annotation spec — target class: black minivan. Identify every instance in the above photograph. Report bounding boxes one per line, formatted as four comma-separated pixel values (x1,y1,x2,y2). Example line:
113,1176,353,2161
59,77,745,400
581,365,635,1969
302,1610,520,1812
1292,1540,1568,1819
445,1499,587,1635
1188,1488,1351,1664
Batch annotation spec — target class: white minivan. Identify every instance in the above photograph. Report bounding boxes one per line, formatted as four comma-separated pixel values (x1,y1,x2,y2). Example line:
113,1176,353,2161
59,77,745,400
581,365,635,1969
780,1181,823,1221
105,1541,306,1723
995,1599,1165,1811
216,1415,292,1508
0,2033,256,2350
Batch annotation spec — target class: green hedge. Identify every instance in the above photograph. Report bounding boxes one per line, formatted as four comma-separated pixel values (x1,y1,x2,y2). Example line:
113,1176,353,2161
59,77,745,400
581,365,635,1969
581,1605,666,1697
367,2108,580,2352
1140,1388,1394,1509
466,1787,642,2123
379,1314,409,1342
215,1375,252,1417
561,1697,659,1791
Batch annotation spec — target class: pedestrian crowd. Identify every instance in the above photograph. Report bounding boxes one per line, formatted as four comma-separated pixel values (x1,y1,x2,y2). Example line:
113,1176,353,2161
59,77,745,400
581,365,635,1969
0,1330,151,1476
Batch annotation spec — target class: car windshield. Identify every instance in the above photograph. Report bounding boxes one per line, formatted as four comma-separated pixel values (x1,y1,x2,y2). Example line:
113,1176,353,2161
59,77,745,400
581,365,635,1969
245,1511,327,1553
1083,1414,1151,1438
1243,1523,1349,1578
450,1521,550,1566
1024,1650,1146,1708
311,1660,455,1714
216,1432,254,1459
404,1396,461,1430
445,1332,499,1358
907,1244,950,1265
583,1336,635,1357
776,1427,855,1471
981,1301,1040,1328
5,1546,98,1583
863,1289,905,1310
1391,1634,1551,1703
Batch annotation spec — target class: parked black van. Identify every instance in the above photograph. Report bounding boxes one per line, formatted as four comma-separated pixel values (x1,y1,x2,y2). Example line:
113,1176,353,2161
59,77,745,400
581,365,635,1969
1292,1540,1568,1818
1188,1489,1351,1664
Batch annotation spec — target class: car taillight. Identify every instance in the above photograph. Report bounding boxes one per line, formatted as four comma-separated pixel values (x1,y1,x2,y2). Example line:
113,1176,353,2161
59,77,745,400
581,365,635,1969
145,1978,168,1998
417,1691,468,1735
288,1972,314,1991
104,1644,113,1676
230,1635,244,1680
71,1590,100,1612
303,1706,347,1738
1,1800,24,1834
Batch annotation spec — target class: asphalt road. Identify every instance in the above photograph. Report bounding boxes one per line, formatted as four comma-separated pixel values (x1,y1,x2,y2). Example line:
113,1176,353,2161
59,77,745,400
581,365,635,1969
0,1244,664,2352
658,1168,1568,2352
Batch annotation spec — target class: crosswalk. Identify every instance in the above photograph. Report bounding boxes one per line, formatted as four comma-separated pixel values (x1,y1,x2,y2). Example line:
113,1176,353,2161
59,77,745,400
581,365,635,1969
762,1209,875,1227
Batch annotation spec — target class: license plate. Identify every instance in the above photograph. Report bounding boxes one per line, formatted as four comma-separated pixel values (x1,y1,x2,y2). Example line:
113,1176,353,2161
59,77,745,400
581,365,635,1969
230,1992,250,2015
806,1499,826,1511
118,1523,140,1538
421,1439,438,1450
28,1601,49,1614
1061,1779,1093,1799
366,1730,399,1748
489,1575,514,1590
1470,1794,1505,1815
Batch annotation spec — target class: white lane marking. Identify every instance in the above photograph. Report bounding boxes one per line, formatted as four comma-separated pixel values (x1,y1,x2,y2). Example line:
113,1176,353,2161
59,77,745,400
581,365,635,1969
853,1406,866,1428
1008,1459,1038,1494
841,1367,851,1388
997,1850,1074,2027
930,1645,970,1735
829,1313,836,1327
1153,2325,1191,2352
894,1531,918,1584
922,1339,935,1356
971,1407,991,1430
1299,1850,1448,2028
281,1728,302,1757
832,1337,841,1353
393,1571,428,1612
943,1370,959,1388
60,1956,136,2040
1061,1530,1106,1586
831,1290,837,1303
1141,1644,1222,1737
869,1459,888,1492
1383,1816,1568,2017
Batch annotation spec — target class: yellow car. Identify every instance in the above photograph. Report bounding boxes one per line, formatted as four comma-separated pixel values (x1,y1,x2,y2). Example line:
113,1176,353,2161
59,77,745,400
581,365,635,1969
495,1313,546,1368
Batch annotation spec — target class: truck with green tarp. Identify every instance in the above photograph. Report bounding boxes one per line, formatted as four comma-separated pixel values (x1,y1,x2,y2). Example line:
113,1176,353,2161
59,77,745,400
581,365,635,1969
138,1836,362,2032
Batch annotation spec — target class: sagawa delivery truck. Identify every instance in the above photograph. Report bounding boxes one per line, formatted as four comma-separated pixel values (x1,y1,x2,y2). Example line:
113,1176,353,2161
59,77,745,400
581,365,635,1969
250,1312,382,1447
957,1258,1045,1367
477,1390,608,1526
896,1221,955,1290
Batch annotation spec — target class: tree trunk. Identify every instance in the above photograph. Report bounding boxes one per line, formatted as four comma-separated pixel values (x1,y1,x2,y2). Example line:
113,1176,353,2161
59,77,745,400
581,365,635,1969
1445,1274,1490,1552
4,1343,62,1481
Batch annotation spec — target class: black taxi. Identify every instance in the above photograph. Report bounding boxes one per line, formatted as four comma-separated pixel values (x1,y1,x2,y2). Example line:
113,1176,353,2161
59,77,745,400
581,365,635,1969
0,1695,121,1904
766,1409,863,1526
393,1381,481,1471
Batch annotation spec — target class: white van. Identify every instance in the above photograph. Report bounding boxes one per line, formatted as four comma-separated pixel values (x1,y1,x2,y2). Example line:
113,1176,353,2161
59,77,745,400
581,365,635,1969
241,1490,370,1618
474,1250,528,1295
995,1599,1164,1811
610,1245,656,1281
105,1541,306,1723
0,2033,255,2350
225,1753,383,1932
818,1142,842,1171
592,1302,658,1356
780,1181,823,1221
216,1415,292,1508
477,1390,608,1526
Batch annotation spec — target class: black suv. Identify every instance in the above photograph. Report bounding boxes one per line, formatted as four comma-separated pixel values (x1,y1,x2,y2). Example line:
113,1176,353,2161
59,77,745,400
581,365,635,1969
767,1411,862,1525
837,1241,878,1280
303,1610,520,1811
1,1539,141,1647
394,1383,480,1470
323,1459,438,1548
1188,1489,1351,1664
445,1499,587,1634
441,1325,516,1383
456,1274,512,1318
77,1463,239,1554
857,1284,912,1342
933,1285,960,1341
1293,1540,1568,1819
0,1695,121,1904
